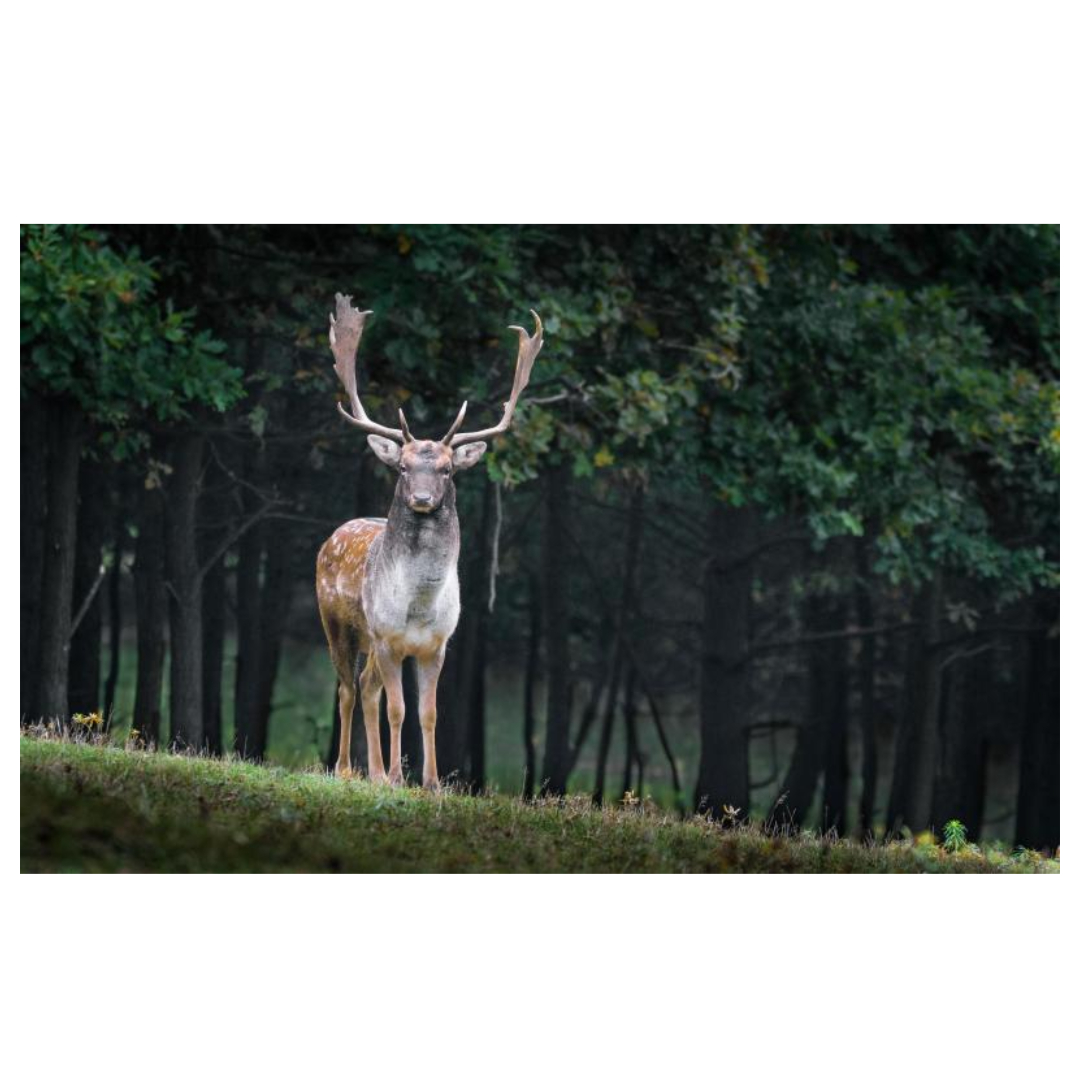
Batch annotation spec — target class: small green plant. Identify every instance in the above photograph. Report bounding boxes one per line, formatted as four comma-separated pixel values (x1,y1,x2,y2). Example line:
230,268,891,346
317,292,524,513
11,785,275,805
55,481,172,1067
943,819,968,854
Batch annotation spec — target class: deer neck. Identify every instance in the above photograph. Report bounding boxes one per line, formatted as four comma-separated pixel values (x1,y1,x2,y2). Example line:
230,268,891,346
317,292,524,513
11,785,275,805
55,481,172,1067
380,483,460,589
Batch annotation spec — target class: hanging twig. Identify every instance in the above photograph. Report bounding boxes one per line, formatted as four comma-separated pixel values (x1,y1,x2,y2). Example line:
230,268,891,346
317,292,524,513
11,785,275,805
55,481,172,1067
69,564,106,640
487,482,503,614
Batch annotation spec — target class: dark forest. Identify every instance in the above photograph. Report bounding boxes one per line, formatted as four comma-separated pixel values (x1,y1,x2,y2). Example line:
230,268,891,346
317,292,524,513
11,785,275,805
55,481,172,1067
20,224,1059,854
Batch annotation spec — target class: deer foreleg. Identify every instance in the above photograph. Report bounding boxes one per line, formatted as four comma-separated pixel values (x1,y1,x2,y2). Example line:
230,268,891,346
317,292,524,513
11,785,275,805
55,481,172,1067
376,645,406,785
416,646,446,790
359,652,386,782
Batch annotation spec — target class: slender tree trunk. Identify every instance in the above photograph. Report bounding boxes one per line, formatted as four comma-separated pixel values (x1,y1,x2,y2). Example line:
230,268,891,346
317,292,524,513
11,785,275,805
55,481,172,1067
1015,610,1059,852
819,596,850,835
34,401,85,724
233,447,264,757
166,432,205,749
592,649,625,804
69,455,107,717
468,605,487,789
620,666,642,799
199,454,230,756
931,653,990,835
854,539,878,835
445,482,491,786
21,393,48,721
250,521,294,760
592,484,644,805
103,506,124,724
133,481,167,746
540,463,572,795
695,504,755,818
771,589,846,832
522,573,540,798
888,570,944,833
201,556,227,757
466,484,494,789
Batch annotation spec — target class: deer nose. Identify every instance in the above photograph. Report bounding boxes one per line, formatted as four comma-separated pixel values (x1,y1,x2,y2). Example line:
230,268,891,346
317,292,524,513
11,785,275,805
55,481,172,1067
412,493,434,508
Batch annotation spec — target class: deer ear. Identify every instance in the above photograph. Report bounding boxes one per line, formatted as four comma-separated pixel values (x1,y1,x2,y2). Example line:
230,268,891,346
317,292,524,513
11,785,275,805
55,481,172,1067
367,434,402,468
452,441,487,471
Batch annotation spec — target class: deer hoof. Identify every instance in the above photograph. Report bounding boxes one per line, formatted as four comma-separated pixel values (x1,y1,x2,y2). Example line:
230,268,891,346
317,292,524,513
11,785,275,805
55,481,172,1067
335,764,355,780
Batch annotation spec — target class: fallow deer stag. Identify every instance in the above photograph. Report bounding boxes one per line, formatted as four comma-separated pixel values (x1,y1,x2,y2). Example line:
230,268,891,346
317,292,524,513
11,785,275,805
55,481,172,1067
316,293,543,788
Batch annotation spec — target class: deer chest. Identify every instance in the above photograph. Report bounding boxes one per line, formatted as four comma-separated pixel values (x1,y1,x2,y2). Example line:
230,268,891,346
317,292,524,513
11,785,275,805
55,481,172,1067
364,559,461,656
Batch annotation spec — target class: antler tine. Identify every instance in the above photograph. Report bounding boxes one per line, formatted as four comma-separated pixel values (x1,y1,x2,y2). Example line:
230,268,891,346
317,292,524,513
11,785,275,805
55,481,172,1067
441,400,469,445
328,292,405,444
448,310,543,448
397,408,414,443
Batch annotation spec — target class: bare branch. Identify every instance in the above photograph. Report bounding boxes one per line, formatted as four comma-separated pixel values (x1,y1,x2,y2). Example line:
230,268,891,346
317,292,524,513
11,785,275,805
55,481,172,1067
69,565,106,640
196,501,277,584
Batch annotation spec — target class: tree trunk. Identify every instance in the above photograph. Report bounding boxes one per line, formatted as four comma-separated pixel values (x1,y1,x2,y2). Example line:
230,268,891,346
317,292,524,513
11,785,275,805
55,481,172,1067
468,606,487,789
201,555,227,757
592,648,624,805
771,589,847,832
819,597,850,836
34,401,85,724
133,481,167,746
166,432,205,749
931,653,990,836
443,482,492,786
887,570,944,833
233,447,265,757
21,393,48,721
695,504,755,818
522,573,540,798
68,455,107,717
103,506,124,724
249,521,294,761
199,453,230,756
540,463,572,795
1015,611,1059,852
854,539,878,835
592,484,644,805
620,666,642,799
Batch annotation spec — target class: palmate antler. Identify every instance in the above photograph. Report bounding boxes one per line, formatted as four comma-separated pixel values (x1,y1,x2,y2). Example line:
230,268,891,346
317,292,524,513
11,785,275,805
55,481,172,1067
443,310,544,446
329,293,408,443
330,293,543,446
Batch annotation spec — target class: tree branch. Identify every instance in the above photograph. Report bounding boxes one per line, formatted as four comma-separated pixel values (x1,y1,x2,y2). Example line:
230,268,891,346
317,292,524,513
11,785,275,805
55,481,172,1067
196,502,276,584
69,565,106,640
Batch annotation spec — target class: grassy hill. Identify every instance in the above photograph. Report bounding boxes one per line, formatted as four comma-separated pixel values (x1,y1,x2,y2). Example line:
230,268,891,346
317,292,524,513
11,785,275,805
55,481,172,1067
20,736,1057,873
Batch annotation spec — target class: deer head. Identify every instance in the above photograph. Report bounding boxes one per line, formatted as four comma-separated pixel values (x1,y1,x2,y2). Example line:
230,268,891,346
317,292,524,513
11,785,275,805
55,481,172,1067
329,292,543,514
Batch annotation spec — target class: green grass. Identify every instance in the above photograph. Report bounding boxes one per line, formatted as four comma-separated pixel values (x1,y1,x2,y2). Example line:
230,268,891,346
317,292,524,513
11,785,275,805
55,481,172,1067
20,735,1058,873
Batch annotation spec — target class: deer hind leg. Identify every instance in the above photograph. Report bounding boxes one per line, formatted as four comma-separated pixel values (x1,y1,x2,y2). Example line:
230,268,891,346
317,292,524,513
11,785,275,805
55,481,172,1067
416,646,446,791
322,613,362,778
336,681,357,778
375,644,406,786
359,652,386,782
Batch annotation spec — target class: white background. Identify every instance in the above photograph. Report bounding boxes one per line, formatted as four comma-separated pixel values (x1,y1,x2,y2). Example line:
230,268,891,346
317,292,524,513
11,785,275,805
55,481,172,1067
6,2,1072,1078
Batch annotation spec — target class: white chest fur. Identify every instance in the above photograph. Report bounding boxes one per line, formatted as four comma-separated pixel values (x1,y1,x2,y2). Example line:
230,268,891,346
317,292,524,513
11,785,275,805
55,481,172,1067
364,552,461,655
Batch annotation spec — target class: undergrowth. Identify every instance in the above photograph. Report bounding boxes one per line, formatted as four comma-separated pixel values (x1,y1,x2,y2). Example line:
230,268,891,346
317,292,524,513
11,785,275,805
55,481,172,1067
20,732,1059,874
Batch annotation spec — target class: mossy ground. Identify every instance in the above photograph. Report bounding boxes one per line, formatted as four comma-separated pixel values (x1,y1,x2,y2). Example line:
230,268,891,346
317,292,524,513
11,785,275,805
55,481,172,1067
20,735,1058,873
